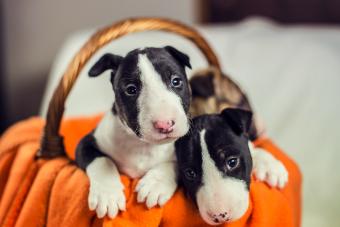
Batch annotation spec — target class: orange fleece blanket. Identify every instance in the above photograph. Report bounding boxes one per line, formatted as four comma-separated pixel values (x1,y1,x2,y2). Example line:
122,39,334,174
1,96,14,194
0,115,302,227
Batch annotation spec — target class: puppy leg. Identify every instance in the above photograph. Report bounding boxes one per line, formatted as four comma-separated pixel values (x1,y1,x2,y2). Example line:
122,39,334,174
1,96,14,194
135,161,177,209
249,142,288,189
76,134,125,219
86,157,126,218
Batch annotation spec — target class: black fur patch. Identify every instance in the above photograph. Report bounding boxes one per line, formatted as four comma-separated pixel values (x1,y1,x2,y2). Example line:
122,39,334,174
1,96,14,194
112,50,142,136
75,132,106,170
175,126,203,202
175,109,253,204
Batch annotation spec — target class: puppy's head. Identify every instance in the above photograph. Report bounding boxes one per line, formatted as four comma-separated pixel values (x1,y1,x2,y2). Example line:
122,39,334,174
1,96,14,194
175,108,253,225
89,46,192,144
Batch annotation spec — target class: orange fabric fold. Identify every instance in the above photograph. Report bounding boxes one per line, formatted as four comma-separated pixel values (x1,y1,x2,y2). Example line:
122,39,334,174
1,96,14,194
0,115,302,227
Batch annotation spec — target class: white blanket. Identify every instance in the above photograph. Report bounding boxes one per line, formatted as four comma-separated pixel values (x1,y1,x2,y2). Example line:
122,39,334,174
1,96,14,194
40,17,340,227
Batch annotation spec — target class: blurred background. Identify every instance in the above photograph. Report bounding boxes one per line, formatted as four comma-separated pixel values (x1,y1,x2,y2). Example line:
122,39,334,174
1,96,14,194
1,0,340,226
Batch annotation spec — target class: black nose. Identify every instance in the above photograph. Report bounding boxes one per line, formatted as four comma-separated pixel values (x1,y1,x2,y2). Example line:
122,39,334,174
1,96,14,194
219,212,227,218
211,212,229,223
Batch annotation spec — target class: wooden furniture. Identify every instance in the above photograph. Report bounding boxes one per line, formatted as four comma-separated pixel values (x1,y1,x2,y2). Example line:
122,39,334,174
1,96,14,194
199,0,340,24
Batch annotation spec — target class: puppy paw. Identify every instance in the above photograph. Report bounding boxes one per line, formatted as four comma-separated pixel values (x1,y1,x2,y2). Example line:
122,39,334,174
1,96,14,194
252,149,288,189
135,169,177,209
88,181,126,219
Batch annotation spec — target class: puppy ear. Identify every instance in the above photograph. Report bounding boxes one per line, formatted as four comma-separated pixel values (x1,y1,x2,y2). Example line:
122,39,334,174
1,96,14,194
190,73,214,98
221,108,253,135
88,53,123,77
164,46,192,69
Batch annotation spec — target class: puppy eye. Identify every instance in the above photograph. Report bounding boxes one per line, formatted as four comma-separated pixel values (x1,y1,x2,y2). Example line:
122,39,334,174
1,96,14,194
184,168,197,181
226,156,240,171
170,75,183,88
125,84,137,96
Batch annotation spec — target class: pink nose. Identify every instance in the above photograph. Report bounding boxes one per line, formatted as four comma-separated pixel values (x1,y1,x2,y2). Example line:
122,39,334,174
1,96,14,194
153,120,175,134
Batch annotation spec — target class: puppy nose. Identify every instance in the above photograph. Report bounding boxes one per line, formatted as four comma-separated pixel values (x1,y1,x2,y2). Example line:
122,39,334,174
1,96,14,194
153,120,175,134
210,211,230,224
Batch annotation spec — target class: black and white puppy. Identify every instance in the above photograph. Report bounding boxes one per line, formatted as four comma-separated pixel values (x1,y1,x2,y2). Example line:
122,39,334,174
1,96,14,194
76,46,192,218
175,108,288,225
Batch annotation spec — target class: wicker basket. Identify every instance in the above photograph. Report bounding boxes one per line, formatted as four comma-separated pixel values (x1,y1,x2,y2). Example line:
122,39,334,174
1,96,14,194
0,18,301,226
38,17,221,159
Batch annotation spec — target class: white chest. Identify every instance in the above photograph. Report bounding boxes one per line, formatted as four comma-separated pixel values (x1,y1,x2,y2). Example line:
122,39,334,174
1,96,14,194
94,112,175,178
112,142,175,178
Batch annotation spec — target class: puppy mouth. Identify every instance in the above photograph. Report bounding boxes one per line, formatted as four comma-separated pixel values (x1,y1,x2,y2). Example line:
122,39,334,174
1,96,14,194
139,129,184,144
156,127,174,134
143,134,179,144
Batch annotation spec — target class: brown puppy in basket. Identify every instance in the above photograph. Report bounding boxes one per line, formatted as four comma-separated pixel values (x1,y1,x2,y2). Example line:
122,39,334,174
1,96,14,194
189,67,265,141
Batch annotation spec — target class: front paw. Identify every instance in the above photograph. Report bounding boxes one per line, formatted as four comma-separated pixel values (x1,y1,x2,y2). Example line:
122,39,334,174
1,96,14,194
135,171,177,209
252,149,288,189
88,182,126,219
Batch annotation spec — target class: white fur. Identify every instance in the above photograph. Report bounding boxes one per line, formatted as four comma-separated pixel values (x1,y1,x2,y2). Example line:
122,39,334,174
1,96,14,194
86,157,126,218
137,54,189,143
196,130,249,225
89,111,178,218
249,142,288,188
94,112,176,178
134,161,177,209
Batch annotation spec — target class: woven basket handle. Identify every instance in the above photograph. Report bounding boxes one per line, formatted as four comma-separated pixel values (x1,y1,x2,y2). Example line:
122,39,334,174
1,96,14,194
38,17,221,158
